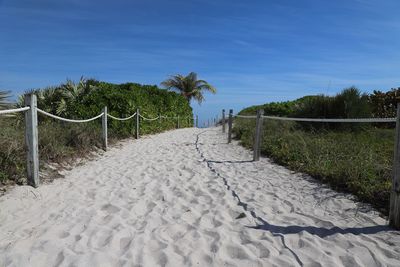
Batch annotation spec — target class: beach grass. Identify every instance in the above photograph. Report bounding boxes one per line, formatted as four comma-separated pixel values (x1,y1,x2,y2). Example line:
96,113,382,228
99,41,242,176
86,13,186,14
0,118,101,185
233,118,394,214
0,114,193,186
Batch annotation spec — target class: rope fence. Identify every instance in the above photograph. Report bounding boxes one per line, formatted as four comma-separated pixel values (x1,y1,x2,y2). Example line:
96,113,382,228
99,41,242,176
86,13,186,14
139,114,160,121
263,115,396,123
0,94,199,189
0,106,30,115
234,114,397,122
222,107,400,229
234,115,257,119
37,108,104,123
107,112,136,121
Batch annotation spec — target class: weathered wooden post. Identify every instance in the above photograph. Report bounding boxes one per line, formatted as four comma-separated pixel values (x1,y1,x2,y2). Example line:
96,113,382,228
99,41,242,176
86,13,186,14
253,109,264,161
102,106,108,150
136,108,140,139
222,109,226,132
196,115,198,128
228,109,233,143
24,94,39,187
390,104,400,229
159,113,162,129
177,115,180,128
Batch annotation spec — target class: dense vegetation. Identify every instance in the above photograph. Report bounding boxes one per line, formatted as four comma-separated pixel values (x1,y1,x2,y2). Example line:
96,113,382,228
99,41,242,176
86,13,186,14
0,79,193,185
233,87,399,214
240,86,400,120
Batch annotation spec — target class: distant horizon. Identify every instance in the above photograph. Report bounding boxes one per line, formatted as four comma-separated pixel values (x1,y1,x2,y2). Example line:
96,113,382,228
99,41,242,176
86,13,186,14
1,0,399,125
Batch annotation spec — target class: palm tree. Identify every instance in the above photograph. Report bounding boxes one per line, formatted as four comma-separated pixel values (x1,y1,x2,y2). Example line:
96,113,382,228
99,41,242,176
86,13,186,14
15,77,97,116
57,77,96,116
0,90,10,110
161,72,216,104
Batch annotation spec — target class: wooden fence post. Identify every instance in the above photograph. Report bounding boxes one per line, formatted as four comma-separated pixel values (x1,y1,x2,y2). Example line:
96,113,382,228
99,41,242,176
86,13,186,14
222,109,226,132
102,106,108,150
136,108,140,139
177,115,180,128
24,94,39,187
390,103,400,229
228,109,233,143
159,113,161,129
196,115,198,128
253,109,264,161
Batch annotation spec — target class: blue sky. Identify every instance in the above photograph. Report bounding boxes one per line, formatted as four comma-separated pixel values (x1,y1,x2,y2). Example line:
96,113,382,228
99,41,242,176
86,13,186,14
1,0,399,125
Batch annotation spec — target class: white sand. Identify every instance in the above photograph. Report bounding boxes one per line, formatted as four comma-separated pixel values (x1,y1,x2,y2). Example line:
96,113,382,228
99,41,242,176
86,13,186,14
1,127,400,266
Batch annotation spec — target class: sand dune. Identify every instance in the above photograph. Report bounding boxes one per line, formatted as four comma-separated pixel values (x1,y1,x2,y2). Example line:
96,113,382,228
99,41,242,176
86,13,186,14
1,127,400,266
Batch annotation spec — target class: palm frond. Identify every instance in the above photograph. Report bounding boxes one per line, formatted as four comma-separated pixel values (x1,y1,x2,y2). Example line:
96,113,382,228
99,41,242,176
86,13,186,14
0,90,11,109
160,72,216,105
56,98,67,115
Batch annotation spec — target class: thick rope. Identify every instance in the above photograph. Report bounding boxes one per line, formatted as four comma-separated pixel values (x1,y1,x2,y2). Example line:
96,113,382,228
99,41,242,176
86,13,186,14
0,106,30,115
158,115,192,120
4,106,192,123
139,114,160,121
107,112,136,121
263,115,396,123
234,114,396,123
37,108,104,123
234,115,257,119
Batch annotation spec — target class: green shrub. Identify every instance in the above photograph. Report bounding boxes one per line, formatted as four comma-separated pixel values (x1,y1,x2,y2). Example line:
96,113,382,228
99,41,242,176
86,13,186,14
233,111,394,214
240,87,374,131
1,79,193,185
292,87,371,119
19,79,193,137
0,119,26,184
240,100,297,116
369,87,400,119
78,82,192,137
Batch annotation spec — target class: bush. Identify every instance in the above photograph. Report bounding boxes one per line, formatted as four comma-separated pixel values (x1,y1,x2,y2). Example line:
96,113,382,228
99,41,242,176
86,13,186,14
233,86,398,214
240,100,297,117
78,82,192,137
369,87,400,118
0,119,25,185
1,79,193,185
292,87,371,119
240,87,374,131
19,79,193,137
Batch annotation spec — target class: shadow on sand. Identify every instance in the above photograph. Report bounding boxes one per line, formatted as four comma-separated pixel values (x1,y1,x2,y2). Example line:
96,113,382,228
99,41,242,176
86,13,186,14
208,160,254,164
195,130,398,266
248,217,395,238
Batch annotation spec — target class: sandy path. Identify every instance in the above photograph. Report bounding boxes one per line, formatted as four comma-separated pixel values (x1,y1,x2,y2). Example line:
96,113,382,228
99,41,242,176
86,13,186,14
0,127,399,266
